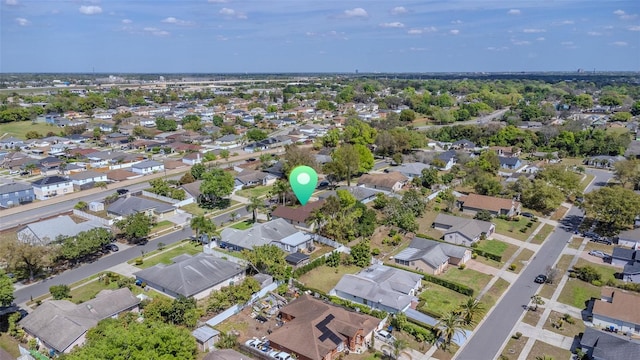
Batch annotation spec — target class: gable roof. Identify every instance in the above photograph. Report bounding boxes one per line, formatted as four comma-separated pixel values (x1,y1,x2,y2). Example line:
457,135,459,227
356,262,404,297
357,172,408,189
580,327,640,360
611,247,639,262
220,218,301,250
499,156,521,166
271,200,325,223
593,287,640,325
434,213,494,241
134,253,245,298
31,175,70,187
618,228,640,242
181,180,203,199
460,193,519,213
19,288,139,353
18,216,104,245
268,294,379,360
131,160,163,169
107,196,175,217
68,170,105,181
395,237,469,268
0,182,32,194
388,162,431,176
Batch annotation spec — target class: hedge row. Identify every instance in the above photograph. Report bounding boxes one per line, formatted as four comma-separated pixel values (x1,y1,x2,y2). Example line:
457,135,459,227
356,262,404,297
387,263,474,297
472,248,502,262
292,255,326,278
292,280,386,319
399,321,435,342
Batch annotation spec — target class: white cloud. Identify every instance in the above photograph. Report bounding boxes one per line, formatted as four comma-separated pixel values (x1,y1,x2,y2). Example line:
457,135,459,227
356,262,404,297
587,31,602,36
15,17,29,26
344,8,368,18
451,20,462,24
161,17,193,25
487,46,509,51
79,5,102,15
523,28,546,33
121,19,132,24
219,8,247,19
613,10,637,20
407,26,437,35
629,25,640,31
408,29,423,35
613,10,625,16
612,41,627,46
379,22,404,28
409,47,426,52
144,27,169,36
536,37,545,41
559,20,574,25
450,29,459,35
5,0,19,6
216,35,228,41
512,39,531,46
507,9,521,15
561,41,574,47
390,6,407,15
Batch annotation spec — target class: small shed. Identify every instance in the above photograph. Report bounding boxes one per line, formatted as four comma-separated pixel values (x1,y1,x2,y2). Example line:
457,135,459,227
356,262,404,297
89,201,104,212
285,252,310,267
192,326,220,352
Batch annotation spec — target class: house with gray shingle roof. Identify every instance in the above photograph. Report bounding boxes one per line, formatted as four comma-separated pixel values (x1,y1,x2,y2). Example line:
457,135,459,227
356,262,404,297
387,162,432,179
107,196,175,218
130,160,164,175
329,264,421,314
433,213,495,246
19,288,140,354
220,218,312,253
0,182,34,208
17,215,105,245
134,253,245,299
580,327,640,360
394,237,471,275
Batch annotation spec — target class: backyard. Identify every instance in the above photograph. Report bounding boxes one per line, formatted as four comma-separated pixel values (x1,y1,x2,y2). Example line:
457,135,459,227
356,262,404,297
133,241,202,269
296,264,361,293
557,278,600,309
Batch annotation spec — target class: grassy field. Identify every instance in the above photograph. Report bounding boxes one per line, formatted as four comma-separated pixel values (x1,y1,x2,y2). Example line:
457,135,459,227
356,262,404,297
557,278,601,308
477,239,508,254
531,224,555,245
440,267,492,295
235,186,272,199
0,121,59,139
499,335,529,360
525,341,571,360
297,264,360,293
230,220,253,230
492,217,535,241
135,241,202,269
480,278,510,309
511,249,535,273
419,281,468,318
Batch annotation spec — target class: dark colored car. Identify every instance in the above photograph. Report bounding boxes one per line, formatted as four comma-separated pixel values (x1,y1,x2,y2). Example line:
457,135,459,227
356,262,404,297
117,188,129,195
521,212,535,218
105,244,119,252
534,274,548,284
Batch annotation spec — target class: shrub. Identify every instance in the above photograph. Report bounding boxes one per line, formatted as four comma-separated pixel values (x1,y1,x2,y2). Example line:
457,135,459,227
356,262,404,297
135,258,144,265
49,284,71,300
519,227,527,233
371,248,381,256
458,264,466,270
526,222,533,228
509,264,517,271
591,280,602,286
574,265,601,283
471,253,478,259
563,314,575,324
512,332,522,339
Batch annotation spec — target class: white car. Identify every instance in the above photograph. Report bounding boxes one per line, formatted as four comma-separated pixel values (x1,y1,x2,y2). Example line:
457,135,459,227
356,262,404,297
245,338,263,348
272,352,292,360
375,330,396,343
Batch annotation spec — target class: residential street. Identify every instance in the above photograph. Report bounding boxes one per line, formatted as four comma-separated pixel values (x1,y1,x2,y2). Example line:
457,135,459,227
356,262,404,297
455,169,612,360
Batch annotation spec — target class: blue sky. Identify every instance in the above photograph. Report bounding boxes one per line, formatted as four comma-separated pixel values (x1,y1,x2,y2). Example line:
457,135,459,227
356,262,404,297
1,0,639,73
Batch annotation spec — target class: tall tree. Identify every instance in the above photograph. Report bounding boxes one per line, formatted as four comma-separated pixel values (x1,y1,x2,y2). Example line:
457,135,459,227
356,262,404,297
581,186,640,231
246,196,265,223
436,311,466,350
1,239,54,281
530,294,545,311
0,270,14,306
190,215,217,241
458,297,485,326
282,144,317,175
115,212,155,243
614,159,640,189
329,144,360,186
392,339,409,360
199,168,234,206
242,245,291,281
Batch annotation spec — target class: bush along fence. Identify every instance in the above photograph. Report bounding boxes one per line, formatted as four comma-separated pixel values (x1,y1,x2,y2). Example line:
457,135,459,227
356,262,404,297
292,280,387,319
387,263,474,297
471,248,502,262
292,256,326,278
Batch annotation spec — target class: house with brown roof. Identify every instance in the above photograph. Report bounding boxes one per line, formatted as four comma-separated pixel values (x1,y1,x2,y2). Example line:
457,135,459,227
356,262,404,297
357,172,408,193
271,200,325,230
458,193,521,217
268,294,381,360
592,287,640,335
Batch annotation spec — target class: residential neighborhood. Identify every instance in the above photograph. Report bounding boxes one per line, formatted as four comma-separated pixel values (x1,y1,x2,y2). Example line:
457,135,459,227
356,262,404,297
1,73,640,360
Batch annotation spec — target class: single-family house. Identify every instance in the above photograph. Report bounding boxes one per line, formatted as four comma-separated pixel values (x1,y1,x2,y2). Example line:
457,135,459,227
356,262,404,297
182,152,202,166
271,200,325,230
458,193,521,217
579,327,640,360
192,326,220,352
433,213,495,246
585,155,626,169
490,146,521,158
387,162,432,179
213,134,241,149
19,288,140,355
357,172,408,193
31,175,73,200
134,253,245,299
219,218,312,253
130,160,164,175
68,170,108,188
285,252,311,267
499,156,522,170
107,196,176,218
394,237,472,275
106,169,142,182
330,264,421,314
268,294,381,360
625,140,640,159
17,215,105,245
617,228,640,249
234,169,277,190
610,247,639,267
451,139,476,151
0,136,24,149
435,150,457,170
592,287,640,335
0,182,34,208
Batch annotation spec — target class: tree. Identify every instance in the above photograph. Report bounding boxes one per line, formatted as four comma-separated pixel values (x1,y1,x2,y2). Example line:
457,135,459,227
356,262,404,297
401,189,426,217
182,114,202,131
535,164,581,197
1,239,54,281
179,171,195,185
199,168,234,206
155,117,177,131
581,186,640,231
517,178,565,215
530,294,545,311
614,159,640,189
246,196,264,223
458,297,484,325
63,316,197,360
242,245,291,281
282,144,317,175
219,149,230,162
399,109,416,122
474,210,492,222
348,240,371,267
144,296,201,328
25,130,42,139
190,163,206,180
420,167,439,188
246,128,267,142
535,356,554,360
270,179,291,205
74,201,88,210
436,311,465,350
326,251,341,268
49,284,71,300
474,175,502,196
190,215,217,241
57,228,113,262
215,332,238,349
631,101,640,116
115,212,155,243
0,270,14,306
330,144,360,186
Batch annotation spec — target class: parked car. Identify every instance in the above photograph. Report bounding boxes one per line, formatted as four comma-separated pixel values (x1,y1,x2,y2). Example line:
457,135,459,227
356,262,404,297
521,212,535,218
588,250,606,258
245,338,263,348
104,244,119,252
534,274,548,284
375,330,396,343
117,188,129,195
272,352,292,360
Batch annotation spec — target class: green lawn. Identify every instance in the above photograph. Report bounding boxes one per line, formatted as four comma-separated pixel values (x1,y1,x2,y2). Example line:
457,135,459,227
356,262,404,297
297,265,361,293
531,224,555,245
181,201,242,217
0,333,21,359
135,242,202,269
480,278,510,309
235,185,272,199
579,173,596,192
440,267,492,295
70,279,120,304
525,341,571,360
476,239,508,255
510,249,535,273
151,220,174,233
230,220,254,230
557,279,601,308
574,259,619,284
0,121,59,139
492,217,535,241
419,281,467,317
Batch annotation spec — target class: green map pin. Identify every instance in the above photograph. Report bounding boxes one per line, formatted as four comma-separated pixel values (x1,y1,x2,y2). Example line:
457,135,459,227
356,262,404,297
289,165,318,205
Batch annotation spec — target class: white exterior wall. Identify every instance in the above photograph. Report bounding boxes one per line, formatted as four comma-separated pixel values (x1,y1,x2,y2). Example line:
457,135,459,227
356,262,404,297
592,314,640,335
33,181,74,200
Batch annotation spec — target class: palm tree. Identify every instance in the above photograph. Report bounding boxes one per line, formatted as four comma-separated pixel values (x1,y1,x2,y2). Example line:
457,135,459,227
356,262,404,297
436,311,466,351
535,356,554,360
24,163,37,175
458,297,485,326
392,339,408,360
530,294,545,312
246,196,264,223
310,208,326,234
271,179,290,205
190,215,216,242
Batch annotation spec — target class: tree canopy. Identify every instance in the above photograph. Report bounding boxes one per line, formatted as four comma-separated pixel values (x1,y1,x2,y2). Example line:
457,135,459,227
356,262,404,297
581,186,640,231
0,270,14,306
199,168,234,206
115,212,155,243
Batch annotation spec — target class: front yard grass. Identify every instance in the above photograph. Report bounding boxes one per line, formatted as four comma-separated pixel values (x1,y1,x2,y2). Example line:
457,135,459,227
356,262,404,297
543,310,586,337
550,206,569,221
475,240,518,267
480,278,509,309
568,237,584,249
230,220,253,230
135,241,202,269
499,335,529,360
557,278,600,309
492,217,535,241
522,308,542,326
539,254,574,299
531,224,554,245
525,341,571,360
574,258,619,284
297,264,361,294
511,249,535,273
579,173,596,192
180,200,241,217
440,267,492,295
419,281,472,323
151,220,174,233
235,185,272,199
69,279,119,304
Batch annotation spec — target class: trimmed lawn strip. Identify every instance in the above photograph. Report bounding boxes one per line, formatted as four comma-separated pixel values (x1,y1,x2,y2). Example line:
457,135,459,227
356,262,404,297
135,241,202,269
297,265,361,294
568,237,583,250
0,333,21,359
440,268,492,295
480,278,510,309
69,279,119,304
511,249,534,274
522,308,542,326
230,220,253,230
418,281,467,317
557,279,600,309
550,206,569,221
475,239,518,267
492,217,535,241
583,241,614,254
543,310,586,338
525,341,571,360
531,224,554,245
499,336,529,360
151,220,174,233
235,186,272,199
579,173,596,192
539,254,573,299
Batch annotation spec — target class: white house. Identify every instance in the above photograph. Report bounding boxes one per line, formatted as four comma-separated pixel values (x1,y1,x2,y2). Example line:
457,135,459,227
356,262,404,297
182,152,203,166
131,160,164,175
31,175,73,200
68,170,108,186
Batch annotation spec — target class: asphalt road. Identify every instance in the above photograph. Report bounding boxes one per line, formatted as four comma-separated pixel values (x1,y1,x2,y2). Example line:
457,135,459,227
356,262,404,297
414,108,509,130
455,169,612,360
